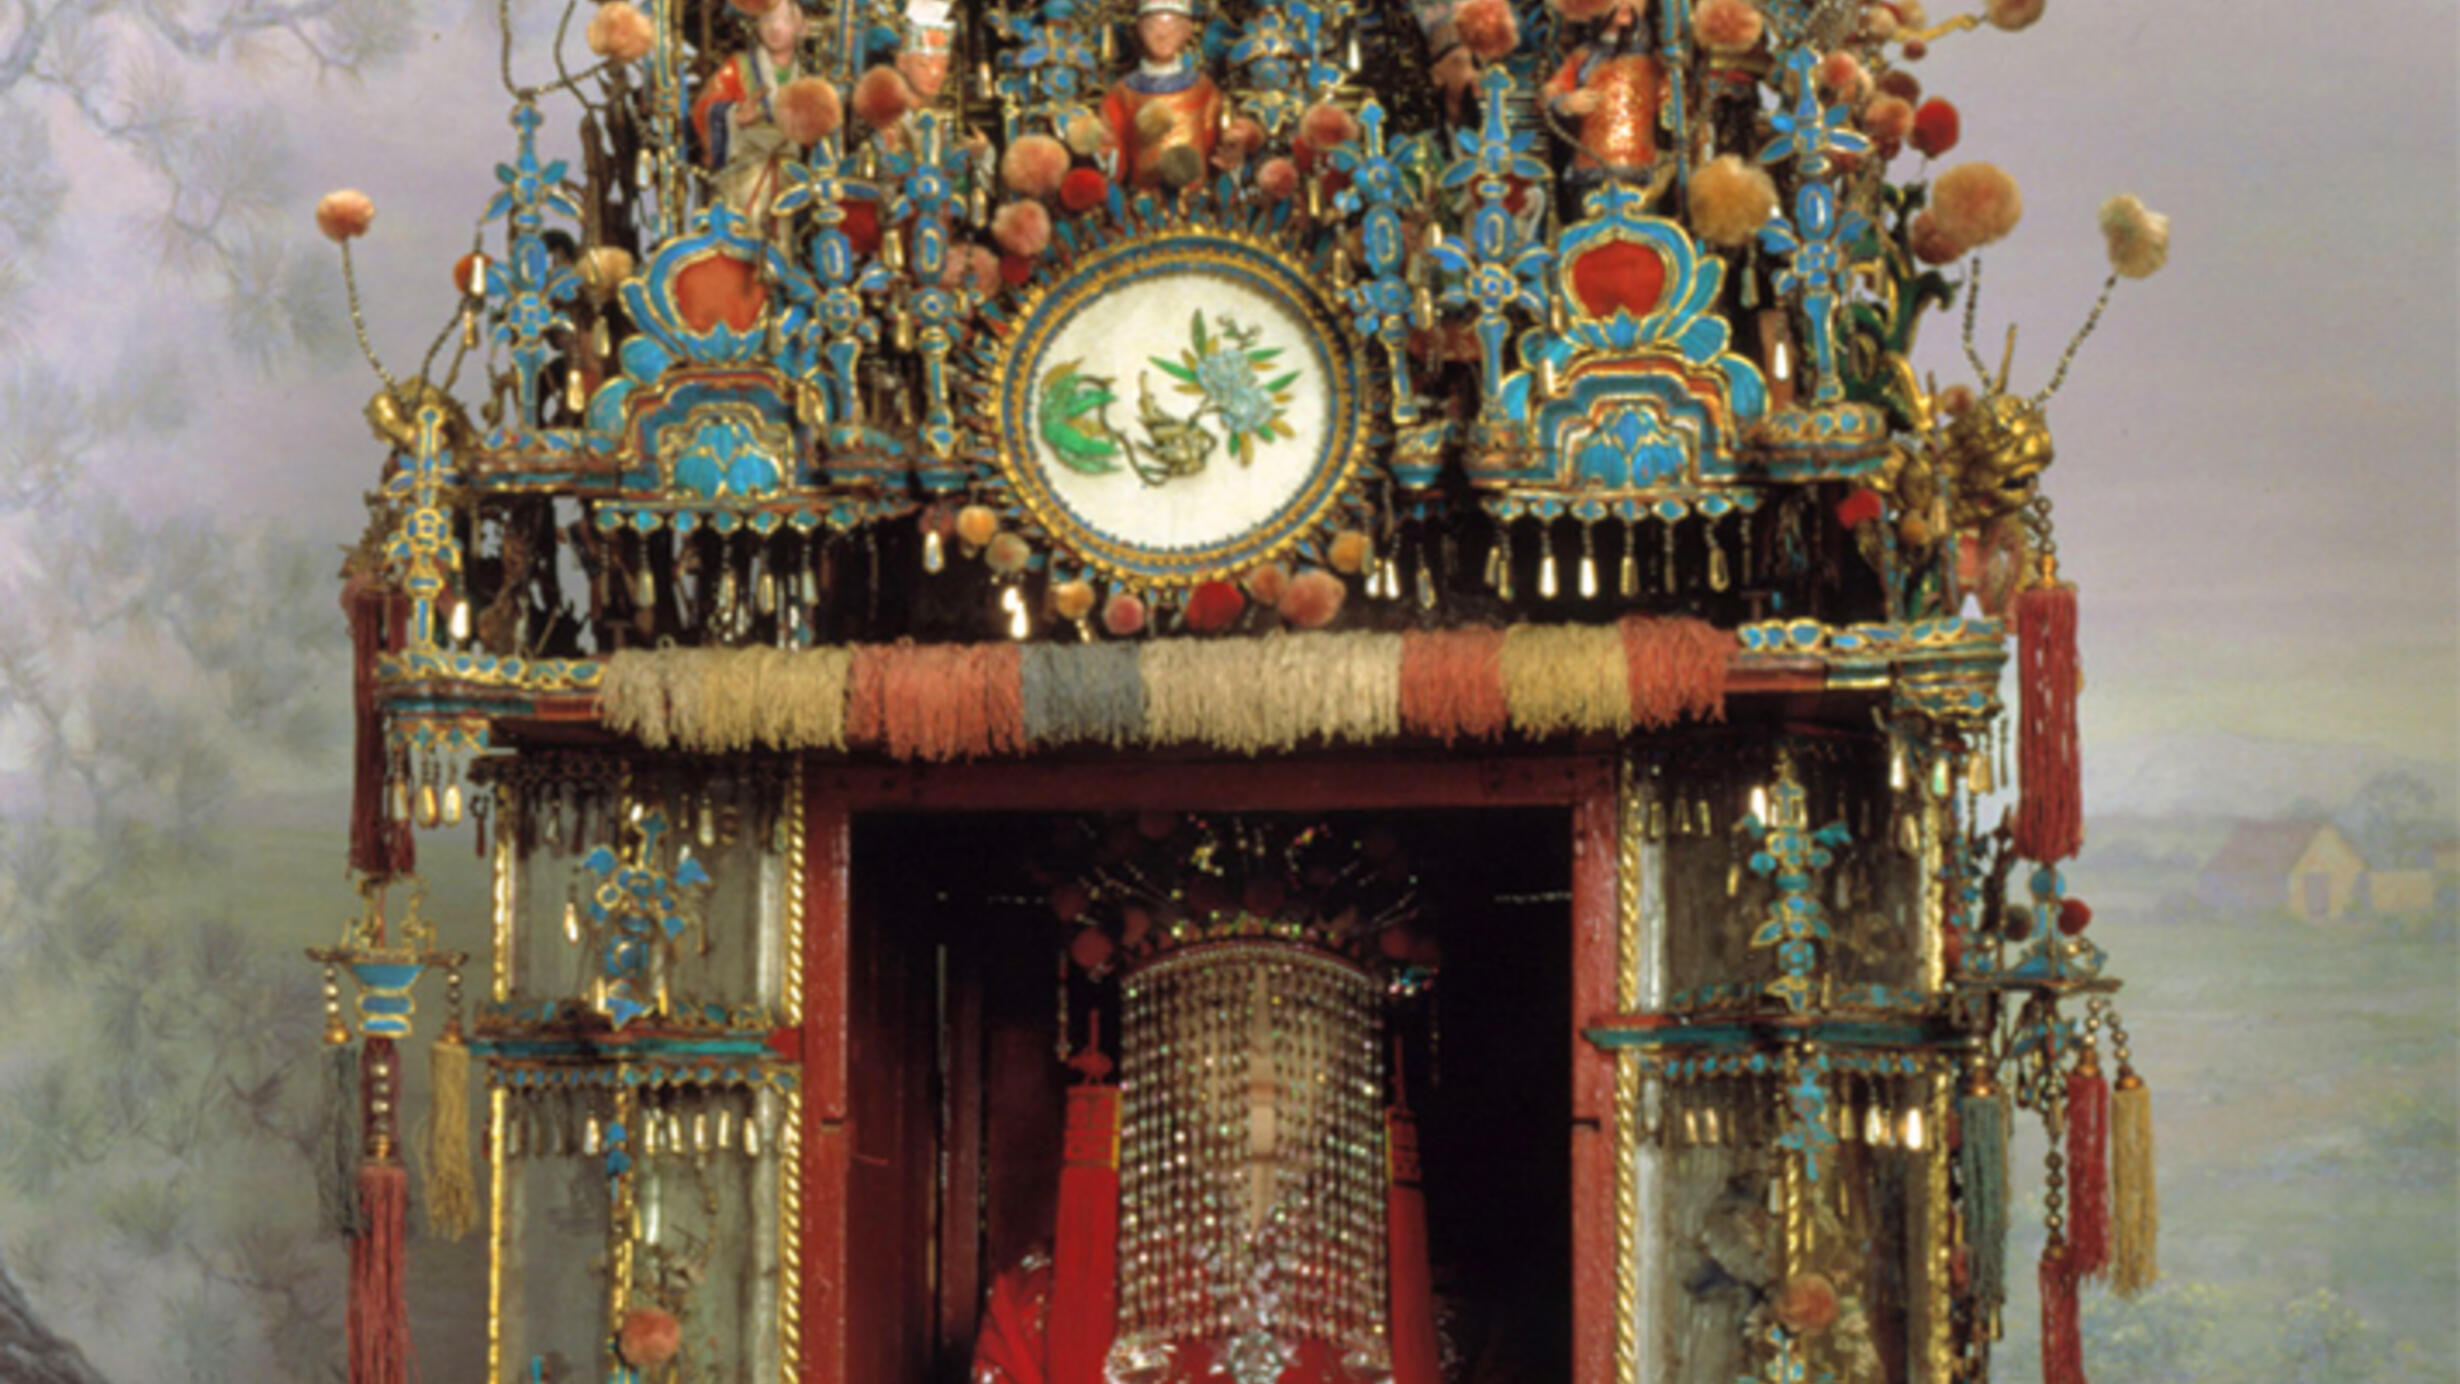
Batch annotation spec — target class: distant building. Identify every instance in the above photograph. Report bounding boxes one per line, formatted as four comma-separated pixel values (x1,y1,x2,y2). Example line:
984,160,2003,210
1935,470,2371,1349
2198,820,2369,920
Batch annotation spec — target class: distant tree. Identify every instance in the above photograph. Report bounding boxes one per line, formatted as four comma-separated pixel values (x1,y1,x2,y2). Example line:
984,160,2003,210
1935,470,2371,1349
2266,1289,2383,1384
2346,770,2444,870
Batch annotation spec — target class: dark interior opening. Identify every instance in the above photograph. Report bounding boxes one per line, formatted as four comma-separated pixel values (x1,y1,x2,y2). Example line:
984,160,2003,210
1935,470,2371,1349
848,807,1573,1384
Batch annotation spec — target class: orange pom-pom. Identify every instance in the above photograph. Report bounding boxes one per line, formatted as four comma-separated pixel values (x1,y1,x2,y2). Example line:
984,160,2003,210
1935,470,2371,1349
955,504,1001,549
618,1308,682,1367
1930,161,2022,248
991,199,1052,257
1052,579,1097,621
1456,0,1521,59
1984,0,2043,29
1864,95,1914,144
1907,209,1964,265
1910,97,1959,156
1936,382,1976,416
1772,1273,1840,1334
773,77,842,145
852,65,913,127
1257,157,1300,202
2098,193,2169,279
586,2,656,63
1688,154,1778,247
1243,563,1290,606
1300,103,1360,152
1059,167,1110,213
1276,569,1346,629
315,189,376,242
1816,50,1867,99
1327,529,1374,574
1001,134,1070,198
1692,0,1763,53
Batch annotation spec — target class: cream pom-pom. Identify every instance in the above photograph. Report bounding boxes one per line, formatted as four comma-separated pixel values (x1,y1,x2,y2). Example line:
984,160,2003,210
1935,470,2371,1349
1984,0,2044,30
586,2,656,64
1000,134,1071,199
1257,157,1300,202
773,77,842,145
991,199,1053,258
1864,95,1914,145
1693,0,1763,52
316,189,376,242
1300,102,1360,151
1930,161,2022,248
2098,194,2169,279
1063,113,1113,157
1688,154,1778,247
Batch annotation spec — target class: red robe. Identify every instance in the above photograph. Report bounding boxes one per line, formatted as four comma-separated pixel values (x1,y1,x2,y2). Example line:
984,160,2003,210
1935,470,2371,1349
1100,66,1225,189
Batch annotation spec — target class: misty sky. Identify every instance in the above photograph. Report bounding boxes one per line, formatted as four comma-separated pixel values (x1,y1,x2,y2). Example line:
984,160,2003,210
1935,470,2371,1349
14,0,2456,779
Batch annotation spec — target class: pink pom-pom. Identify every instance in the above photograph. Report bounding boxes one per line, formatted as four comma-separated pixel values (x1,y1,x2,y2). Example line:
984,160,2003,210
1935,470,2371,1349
1930,161,2022,249
992,200,1052,257
2098,193,2170,279
1001,134,1070,199
1984,0,2043,29
1936,382,1977,416
1300,103,1360,152
1816,50,1868,99
1276,569,1346,629
1907,209,1964,265
954,503,1001,549
1688,154,1778,247
1864,95,1914,145
986,531,1033,575
1102,592,1147,637
315,189,376,242
1257,157,1300,202
773,77,842,145
1692,0,1763,53
852,65,913,127
1456,0,1521,60
1213,116,1266,171
586,2,656,63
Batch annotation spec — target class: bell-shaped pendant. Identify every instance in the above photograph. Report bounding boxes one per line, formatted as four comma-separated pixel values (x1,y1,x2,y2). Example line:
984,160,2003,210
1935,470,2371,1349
633,564,657,612
443,781,464,827
757,567,778,616
593,316,612,359
1496,528,1516,601
1663,518,1680,593
460,304,479,351
1537,543,1559,600
1620,519,1640,597
389,778,412,823
1001,584,1030,640
1578,523,1599,599
1709,530,1731,592
448,598,471,643
922,528,946,574
565,366,587,415
1483,539,1504,590
1969,747,1994,795
564,898,582,944
417,781,441,829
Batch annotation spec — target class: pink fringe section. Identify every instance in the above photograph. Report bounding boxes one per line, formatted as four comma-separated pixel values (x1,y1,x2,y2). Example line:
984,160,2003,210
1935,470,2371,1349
850,643,1024,761
1398,626,1508,744
1619,616,1734,729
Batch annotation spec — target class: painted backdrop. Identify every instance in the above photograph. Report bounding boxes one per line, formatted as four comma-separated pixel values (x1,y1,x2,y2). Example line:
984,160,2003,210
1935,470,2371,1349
0,0,2449,1380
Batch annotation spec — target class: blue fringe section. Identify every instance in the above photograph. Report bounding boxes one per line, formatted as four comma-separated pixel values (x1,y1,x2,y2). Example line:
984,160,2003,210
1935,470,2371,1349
1022,641,1145,746
1960,1090,2009,1311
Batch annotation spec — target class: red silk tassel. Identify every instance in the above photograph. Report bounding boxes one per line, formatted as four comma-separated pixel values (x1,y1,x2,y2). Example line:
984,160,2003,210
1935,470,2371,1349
2066,1055,2111,1280
2013,582,2082,862
345,580,414,879
348,1038,410,1384
2039,1238,2086,1384
1385,1106,1440,1384
1048,1083,1120,1384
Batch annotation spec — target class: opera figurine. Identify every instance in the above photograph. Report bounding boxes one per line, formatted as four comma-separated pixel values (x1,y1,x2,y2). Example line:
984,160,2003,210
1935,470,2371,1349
1543,0,1668,181
1100,0,1224,191
690,0,814,234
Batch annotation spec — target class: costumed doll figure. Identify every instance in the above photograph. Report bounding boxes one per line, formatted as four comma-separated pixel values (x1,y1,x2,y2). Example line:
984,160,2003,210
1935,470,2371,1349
692,0,813,234
1101,0,1224,191
1544,0,1669,181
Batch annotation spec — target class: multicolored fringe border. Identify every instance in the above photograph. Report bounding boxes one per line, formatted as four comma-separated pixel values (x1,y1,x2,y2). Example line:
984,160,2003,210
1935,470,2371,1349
600,617,1735,761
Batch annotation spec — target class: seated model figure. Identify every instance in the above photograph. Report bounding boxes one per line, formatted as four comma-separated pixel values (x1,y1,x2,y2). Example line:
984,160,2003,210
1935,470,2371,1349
1543,0,1667,180
690,0,813,234
1100,0,1224,191
972,818,1442,1384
